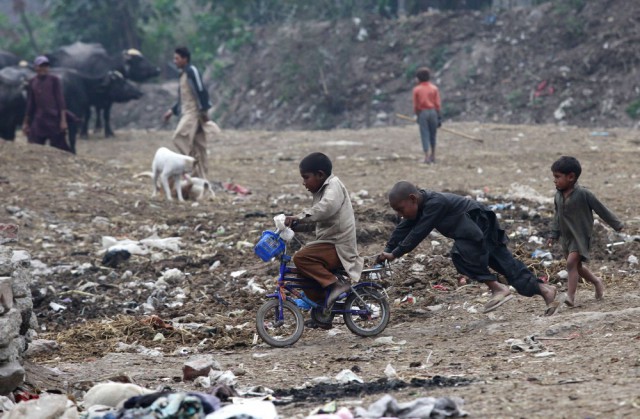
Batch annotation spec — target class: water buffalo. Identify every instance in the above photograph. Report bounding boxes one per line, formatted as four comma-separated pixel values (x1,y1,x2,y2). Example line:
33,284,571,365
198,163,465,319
47,42,159,137
0,67,26,140
0,51,19,69
82,70,143,138
47,42,160,82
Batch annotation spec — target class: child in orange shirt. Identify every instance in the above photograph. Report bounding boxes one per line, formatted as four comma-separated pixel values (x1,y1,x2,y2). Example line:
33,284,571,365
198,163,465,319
412,67,441,164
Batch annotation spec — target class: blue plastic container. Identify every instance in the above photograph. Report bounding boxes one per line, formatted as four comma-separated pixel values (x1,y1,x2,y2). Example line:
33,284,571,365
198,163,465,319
254,231,285,261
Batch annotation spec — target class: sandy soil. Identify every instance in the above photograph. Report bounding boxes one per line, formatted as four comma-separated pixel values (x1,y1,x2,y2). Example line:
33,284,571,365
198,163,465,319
2,121,640,418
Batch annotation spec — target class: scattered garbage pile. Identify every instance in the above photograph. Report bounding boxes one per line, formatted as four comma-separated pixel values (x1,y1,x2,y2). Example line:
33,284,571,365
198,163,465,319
6,185,636,365
0,368,470,418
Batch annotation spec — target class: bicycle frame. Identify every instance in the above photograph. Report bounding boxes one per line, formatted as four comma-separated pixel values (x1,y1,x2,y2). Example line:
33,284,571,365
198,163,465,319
264,252,388,319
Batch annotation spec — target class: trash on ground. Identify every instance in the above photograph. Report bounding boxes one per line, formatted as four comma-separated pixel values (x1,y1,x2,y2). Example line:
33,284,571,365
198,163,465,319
353,394,467,418
531,249,553,260
506,335,545,353
334,369,364,384
373,336,407,346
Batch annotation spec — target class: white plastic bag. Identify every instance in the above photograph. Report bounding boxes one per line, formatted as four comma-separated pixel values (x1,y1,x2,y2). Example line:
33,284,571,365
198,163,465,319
273,214,295,241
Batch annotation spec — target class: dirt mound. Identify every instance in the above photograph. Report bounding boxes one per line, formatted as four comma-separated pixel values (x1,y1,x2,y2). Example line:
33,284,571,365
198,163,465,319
110,0,640,134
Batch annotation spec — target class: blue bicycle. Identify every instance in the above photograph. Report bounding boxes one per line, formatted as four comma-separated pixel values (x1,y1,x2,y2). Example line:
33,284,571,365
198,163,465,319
254,231,391,347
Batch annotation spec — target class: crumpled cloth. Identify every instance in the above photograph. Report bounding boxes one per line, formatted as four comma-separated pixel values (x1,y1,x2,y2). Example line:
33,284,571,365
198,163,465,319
110,391,219,418
354,394,467,418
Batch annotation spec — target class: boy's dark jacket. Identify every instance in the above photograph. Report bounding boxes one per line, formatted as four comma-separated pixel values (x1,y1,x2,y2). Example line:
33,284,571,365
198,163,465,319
384,189,502,258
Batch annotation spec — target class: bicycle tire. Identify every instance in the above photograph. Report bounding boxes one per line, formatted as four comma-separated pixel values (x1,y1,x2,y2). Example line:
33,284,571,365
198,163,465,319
343,286,390,337
256,299,304,347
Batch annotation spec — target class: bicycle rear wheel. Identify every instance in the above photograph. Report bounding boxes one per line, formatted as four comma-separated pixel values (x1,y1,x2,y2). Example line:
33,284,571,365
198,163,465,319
343,286,390,337
256,299,304,347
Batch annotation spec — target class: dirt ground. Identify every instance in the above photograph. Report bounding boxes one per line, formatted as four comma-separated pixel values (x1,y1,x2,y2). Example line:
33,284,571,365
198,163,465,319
1,121,640,418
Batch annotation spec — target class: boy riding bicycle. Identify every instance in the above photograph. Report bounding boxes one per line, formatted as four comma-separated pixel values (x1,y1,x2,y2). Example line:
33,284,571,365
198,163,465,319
284,152,363,329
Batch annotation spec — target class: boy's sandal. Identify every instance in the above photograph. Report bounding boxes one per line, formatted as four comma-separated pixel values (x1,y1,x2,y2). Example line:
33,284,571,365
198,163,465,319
545,291,570,316
483,293,514,313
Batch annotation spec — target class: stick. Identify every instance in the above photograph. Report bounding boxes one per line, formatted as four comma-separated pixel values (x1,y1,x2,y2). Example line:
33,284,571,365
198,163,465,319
395,113,484,143
535,337,574,341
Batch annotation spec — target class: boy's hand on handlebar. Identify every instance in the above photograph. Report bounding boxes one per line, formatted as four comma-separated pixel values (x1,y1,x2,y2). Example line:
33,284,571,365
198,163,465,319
284,216,298,228
376,252,396,264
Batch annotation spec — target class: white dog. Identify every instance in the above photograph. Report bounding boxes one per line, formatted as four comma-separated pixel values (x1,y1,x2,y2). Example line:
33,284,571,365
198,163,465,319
182,174,216,201
137,149,215,201
151,147,195,201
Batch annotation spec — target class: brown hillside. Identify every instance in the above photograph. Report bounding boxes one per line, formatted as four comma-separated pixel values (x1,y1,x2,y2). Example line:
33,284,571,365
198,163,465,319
112,1,640,133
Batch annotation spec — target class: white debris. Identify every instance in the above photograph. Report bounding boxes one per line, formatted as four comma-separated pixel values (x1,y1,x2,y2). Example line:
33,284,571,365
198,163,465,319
335,369,364,384
140,233,182,252
10,250,30,264
384,363,398,379
194,376,212,388
49,302,66,312
410,263,425,273
554,98,574,120
528,235,544,245
357,27,368,41
159,268,185,283
114,342,162,357
373,336,406,346
243,279,266,294
209,370,237,386
231,270,247,278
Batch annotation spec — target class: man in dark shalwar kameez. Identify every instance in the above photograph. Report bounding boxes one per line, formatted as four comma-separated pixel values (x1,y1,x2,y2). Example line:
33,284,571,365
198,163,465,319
22,56,71,153
377,181,561,315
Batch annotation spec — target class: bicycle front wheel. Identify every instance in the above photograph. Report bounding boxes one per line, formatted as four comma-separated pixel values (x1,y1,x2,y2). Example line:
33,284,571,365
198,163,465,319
256,299,304,347
343,286,390,337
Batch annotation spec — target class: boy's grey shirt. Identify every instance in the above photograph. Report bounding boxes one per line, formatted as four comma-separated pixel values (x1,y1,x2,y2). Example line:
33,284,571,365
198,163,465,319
551,184,623,259
295,174,364,280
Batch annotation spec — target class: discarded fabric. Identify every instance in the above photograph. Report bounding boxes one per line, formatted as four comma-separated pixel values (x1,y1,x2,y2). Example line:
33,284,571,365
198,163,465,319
354,394,467,418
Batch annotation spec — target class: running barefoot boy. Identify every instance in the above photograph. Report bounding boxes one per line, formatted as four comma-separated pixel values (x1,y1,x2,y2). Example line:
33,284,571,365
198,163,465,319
284,152,364,329
377,181,559,314
548,156,624,306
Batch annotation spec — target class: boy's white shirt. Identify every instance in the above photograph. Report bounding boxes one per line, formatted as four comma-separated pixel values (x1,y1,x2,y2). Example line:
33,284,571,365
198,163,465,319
296,174,364,280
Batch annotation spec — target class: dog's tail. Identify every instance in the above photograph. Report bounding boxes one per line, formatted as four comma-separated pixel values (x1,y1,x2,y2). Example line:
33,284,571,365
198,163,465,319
133,171,154,179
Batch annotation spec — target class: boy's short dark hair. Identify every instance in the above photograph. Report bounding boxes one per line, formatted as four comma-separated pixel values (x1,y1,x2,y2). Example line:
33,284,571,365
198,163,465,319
389,181,418,202
300,152,332,176
175,46,191,62
551,156,582,179
416,67,431,82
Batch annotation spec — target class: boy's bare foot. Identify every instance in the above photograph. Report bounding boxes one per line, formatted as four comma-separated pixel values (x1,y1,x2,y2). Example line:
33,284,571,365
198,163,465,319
564,293,575,307
539,283,557,306
594,279,605,300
